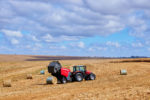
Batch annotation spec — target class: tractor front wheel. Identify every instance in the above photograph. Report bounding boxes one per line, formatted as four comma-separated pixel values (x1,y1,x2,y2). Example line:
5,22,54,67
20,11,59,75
89,73,96,80
75,73,83,82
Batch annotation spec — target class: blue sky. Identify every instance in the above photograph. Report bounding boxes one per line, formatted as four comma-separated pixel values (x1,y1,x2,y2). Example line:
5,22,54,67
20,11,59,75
0,0,150,57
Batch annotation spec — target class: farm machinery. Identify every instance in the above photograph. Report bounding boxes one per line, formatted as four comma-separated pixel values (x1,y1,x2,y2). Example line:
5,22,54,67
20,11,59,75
48,61,96,84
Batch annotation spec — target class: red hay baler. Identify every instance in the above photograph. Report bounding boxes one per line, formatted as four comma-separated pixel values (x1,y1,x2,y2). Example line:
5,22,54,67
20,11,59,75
48,61,96,84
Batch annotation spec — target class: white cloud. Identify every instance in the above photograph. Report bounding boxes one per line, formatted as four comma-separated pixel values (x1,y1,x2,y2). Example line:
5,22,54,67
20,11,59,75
61,45,66,49
88,47,107,52
31,35,39,41
25,43,42,50
48,44,66,50
127,14,148,38
132,42,143,47
42,34,53,42
26,45,32,49
97,47,107,51
0,0,150,56
88,47,94,52
86,0,130,14
78,41,85,48
0,0,150,39
0,0,126,37
146,41,150,45
10,38,19,45
60,35,81,41
35,43,42,48
42,34,82,43
1,29,23,37
106,41,121,48
69,41,85,48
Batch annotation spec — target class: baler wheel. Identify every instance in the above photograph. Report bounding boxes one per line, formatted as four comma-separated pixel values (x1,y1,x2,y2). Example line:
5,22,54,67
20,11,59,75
61,76,67,84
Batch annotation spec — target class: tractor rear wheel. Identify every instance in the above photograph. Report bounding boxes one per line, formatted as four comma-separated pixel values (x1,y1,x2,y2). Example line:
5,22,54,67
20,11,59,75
61,76,67,84
89,73,96,80
75,73,83,82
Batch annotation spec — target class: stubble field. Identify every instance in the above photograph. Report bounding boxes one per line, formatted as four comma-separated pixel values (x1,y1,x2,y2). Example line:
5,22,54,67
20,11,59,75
0,55,150,100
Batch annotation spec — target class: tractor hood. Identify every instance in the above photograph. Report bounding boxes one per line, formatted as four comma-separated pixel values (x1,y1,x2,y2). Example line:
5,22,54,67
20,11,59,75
86,71,91,75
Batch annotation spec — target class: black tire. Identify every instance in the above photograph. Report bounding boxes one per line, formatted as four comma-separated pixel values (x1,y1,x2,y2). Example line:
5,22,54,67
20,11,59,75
61,76,67,84
75,73,83,82
89,73,96,80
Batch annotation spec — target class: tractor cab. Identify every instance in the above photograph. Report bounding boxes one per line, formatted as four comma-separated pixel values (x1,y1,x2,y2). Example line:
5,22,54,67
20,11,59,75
72,65,95,82
73,65,86,72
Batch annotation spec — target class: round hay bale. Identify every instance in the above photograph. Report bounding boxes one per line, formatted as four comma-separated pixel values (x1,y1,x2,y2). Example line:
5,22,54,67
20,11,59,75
26,74,33,79
3,80,11,87
40,70,45,75
120,69,127,75
46,76,57,84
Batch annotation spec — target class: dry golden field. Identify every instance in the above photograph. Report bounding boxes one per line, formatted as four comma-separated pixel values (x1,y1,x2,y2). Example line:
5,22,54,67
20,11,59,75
0,55,150,100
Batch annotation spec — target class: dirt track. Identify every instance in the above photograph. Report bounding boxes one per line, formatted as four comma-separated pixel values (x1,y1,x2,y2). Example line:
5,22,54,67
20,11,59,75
0,55,150,100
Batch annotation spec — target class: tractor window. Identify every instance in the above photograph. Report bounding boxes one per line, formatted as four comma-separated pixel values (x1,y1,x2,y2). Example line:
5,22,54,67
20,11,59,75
80,66,85,72
76,67,80,71
73,66,80,72
73,66,86,72
73,67,76,72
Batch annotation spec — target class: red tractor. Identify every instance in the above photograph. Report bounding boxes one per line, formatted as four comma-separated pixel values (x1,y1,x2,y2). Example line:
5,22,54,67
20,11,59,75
48,61,96,84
